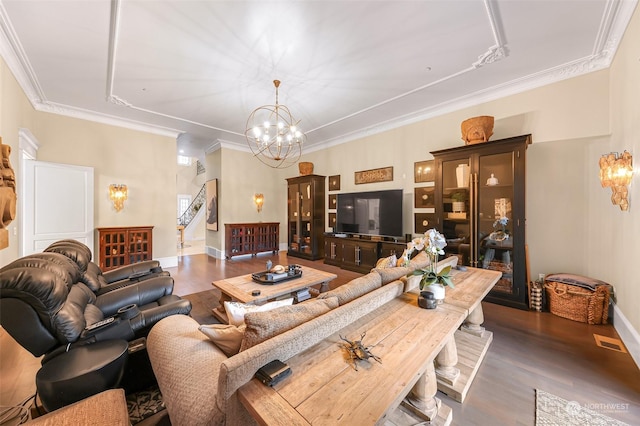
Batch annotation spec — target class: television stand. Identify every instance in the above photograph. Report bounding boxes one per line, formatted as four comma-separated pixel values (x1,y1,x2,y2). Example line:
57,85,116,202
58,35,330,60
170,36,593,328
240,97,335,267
324,235,407,273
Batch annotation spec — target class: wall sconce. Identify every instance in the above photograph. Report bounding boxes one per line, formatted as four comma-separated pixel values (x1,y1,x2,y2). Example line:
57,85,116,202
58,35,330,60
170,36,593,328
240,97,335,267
109,184,128,212
253,193,264,212
599,151,633,211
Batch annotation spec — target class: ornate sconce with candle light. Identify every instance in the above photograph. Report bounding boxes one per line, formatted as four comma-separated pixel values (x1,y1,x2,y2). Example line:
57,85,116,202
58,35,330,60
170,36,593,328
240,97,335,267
599,151,633,211
253,193,264,212
109,184,128,212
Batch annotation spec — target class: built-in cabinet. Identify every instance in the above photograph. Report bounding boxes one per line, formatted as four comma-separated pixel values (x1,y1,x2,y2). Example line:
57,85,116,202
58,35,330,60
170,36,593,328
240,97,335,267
225,223,279,259
287,174,325,260
325,236,405,273
431,134,531,309
97,226,153,271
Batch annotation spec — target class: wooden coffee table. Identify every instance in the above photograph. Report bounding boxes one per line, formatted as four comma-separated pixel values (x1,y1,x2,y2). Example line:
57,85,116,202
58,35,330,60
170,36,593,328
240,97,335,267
211,265,337,324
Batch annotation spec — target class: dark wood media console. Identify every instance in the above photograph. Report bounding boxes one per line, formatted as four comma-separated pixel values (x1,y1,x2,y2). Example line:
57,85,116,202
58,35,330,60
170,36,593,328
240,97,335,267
324,235,407,273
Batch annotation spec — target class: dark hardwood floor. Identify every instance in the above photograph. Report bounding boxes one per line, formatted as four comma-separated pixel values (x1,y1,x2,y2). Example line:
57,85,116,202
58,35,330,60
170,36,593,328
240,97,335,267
1,252,638,425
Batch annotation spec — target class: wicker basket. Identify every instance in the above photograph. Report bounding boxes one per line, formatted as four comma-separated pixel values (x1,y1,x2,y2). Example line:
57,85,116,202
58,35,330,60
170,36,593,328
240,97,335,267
298,162,314,175
544,281,609,324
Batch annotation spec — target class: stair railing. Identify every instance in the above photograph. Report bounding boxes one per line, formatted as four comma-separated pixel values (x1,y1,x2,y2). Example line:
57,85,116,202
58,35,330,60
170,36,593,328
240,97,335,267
178,183,206,227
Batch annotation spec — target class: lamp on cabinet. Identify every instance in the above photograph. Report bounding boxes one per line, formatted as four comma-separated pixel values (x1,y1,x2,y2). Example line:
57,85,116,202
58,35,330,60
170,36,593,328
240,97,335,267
253,193,264,212
599,151,633,211
109,184,127,212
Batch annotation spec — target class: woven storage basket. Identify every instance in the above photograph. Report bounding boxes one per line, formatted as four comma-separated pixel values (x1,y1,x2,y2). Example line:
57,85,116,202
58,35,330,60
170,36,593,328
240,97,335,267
544,281,609,324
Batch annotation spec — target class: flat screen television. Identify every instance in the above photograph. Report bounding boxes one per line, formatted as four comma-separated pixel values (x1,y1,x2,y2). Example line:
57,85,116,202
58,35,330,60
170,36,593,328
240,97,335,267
336,189,403,238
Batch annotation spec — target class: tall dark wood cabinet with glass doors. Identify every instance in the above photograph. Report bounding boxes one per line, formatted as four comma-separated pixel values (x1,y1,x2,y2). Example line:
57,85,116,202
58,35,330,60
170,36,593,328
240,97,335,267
286,174,325,260
431,134,531,309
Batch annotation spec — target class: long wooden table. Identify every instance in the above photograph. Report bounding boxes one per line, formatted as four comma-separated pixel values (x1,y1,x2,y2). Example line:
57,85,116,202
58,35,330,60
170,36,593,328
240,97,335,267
211,265,337,323
238,267,501,425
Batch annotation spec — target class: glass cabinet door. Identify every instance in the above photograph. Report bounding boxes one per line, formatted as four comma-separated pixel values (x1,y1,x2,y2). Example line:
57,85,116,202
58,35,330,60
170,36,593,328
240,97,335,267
440,157,471,265
288,184,300,252
476,151,516,295
299,182,312,255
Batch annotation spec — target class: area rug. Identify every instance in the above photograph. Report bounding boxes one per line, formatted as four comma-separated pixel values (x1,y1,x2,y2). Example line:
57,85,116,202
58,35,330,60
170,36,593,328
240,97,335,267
126,385,164,424
535,389,629,426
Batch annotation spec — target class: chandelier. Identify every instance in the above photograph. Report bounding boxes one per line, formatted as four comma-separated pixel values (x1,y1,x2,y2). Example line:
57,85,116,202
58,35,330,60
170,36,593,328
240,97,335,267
245,80,305,169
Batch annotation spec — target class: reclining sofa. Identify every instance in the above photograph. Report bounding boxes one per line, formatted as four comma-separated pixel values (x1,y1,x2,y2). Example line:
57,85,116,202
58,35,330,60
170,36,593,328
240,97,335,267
0,239,192,411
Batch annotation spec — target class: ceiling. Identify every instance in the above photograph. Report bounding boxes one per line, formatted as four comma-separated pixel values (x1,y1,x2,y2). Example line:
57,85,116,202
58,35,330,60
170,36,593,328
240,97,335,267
0,0,637,161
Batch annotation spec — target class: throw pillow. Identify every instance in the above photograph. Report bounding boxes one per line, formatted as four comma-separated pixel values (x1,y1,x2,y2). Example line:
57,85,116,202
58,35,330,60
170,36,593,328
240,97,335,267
240,297,339,351
375,254,397,269
396,249,410,267
224,298,294,327
199,323,246,357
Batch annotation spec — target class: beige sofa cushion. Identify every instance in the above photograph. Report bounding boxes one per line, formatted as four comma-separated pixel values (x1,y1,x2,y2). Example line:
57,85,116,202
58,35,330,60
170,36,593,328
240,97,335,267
317,272,382,305
240,297,339,351
409,251,431,269
199,324,246,357
372,265,415,285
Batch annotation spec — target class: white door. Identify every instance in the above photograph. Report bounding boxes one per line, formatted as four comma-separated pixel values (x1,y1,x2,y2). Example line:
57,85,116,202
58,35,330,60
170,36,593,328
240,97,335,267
22,160,94,256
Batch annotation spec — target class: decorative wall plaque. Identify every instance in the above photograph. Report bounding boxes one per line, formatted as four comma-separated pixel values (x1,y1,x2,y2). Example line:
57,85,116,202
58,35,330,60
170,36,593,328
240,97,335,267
414,160,435,183
414,213,436,233
328,175,341,191
328,212,337,229
414,187,435,208
328,194,337,209
355,167,393,185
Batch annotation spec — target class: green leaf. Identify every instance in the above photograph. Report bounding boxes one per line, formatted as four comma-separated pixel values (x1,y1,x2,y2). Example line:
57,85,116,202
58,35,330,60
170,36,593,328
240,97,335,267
440,275,454,288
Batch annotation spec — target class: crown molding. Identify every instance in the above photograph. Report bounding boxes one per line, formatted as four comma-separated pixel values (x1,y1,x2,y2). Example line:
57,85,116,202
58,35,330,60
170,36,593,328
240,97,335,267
1,0,636,152
38,101,181,138
0,2,46,106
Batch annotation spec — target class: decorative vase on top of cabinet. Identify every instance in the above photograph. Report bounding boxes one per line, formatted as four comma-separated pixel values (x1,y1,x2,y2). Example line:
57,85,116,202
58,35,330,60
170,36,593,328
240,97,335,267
431,134,532,309
287,174,325,260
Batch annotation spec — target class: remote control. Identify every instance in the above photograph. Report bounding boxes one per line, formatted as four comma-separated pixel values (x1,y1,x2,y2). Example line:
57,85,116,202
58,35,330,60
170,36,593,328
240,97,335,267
85,316,115,331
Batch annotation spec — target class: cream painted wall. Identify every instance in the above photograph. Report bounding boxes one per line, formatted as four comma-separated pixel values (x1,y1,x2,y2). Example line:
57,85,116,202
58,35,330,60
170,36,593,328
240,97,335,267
301,65,640,340
304,70,611,276
215,147,289,255
31,113,178,262
600,4,640,339
1,55,179,266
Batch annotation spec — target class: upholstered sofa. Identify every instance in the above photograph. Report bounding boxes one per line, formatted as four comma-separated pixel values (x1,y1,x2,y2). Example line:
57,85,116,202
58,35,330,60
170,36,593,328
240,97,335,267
146,252,452,426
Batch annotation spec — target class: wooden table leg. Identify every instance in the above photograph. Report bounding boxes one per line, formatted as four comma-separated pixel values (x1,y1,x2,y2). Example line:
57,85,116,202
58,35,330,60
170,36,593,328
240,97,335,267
319,280,330,293
461,304,485,337
402,361,440,421
435,336,460,385
211,292,232,323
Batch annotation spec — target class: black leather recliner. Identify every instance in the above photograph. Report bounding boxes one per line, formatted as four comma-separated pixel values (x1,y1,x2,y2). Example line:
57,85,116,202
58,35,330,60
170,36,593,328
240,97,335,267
45,239,171,295
0,241,192,411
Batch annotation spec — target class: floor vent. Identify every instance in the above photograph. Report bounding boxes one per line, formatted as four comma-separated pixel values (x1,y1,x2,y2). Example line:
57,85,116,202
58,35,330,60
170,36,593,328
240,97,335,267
593,334,627,353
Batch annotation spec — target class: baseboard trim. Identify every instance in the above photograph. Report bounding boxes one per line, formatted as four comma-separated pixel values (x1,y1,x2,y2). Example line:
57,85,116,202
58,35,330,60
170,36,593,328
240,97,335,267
158,256,178,268
206,245,224,259
613,302,640,369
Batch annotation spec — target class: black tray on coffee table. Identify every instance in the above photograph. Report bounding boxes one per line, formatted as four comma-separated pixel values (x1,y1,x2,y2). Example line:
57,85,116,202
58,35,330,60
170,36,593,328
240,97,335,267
251,268,303,285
